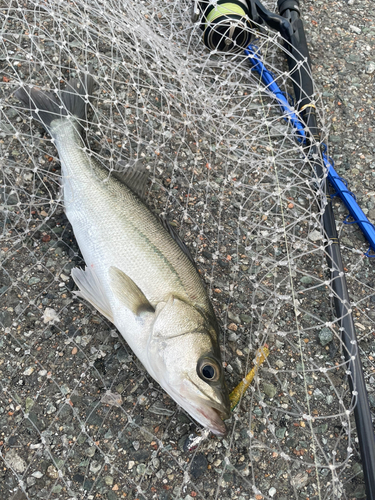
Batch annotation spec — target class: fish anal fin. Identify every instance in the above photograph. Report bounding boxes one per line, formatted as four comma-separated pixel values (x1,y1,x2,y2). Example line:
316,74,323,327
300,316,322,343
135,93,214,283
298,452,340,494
71,266,114,322
109,266,154,316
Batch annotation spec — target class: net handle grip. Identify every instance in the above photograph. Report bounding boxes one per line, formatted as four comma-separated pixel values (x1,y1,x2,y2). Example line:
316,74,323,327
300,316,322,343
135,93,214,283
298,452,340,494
276,0,316,131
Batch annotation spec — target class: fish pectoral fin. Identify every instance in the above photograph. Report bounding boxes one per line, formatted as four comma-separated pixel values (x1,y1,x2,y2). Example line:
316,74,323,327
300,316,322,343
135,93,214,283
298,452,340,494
109,266,155,316
71,266,114,322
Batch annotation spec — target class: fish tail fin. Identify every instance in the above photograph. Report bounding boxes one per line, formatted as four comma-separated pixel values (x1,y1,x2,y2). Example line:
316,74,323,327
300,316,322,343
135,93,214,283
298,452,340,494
60,73,95,124
15,86,64,132
15,71,95,134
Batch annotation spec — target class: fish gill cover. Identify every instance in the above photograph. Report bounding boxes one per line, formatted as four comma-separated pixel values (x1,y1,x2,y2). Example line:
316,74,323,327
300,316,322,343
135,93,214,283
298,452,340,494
0,1,374,499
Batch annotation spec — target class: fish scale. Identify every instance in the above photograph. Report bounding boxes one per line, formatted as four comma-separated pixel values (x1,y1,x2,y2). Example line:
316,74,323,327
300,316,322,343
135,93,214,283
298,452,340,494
55,120,209,308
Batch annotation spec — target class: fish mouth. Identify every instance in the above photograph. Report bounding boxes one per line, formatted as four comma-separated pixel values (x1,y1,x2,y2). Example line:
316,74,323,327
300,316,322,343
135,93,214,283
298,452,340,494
197,405,229,436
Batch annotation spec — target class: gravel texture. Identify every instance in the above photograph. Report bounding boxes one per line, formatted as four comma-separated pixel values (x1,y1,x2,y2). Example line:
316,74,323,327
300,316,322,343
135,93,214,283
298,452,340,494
0,1,375,500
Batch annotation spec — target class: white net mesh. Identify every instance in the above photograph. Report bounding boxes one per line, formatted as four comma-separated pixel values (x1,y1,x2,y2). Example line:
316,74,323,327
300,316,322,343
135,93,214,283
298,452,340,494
1,1,374,499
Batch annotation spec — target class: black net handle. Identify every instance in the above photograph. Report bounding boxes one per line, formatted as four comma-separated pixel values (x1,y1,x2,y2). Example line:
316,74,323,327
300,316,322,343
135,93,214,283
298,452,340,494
276,1,375,497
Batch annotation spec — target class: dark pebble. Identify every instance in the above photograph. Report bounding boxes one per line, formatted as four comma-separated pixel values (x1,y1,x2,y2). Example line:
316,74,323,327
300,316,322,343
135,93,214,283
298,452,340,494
94,358,106,375
190,453,207,479
86,412,104,427
132,449,151,462
116,347,129,363
223,472,236,483
218,259,229,268
0,311,12,328
83,479,94,490
73,473,84,483
65,277,76,291
43,329,53,340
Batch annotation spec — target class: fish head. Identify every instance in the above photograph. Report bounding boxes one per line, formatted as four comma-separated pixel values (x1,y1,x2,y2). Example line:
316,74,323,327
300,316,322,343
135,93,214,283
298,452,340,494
147,295,230,436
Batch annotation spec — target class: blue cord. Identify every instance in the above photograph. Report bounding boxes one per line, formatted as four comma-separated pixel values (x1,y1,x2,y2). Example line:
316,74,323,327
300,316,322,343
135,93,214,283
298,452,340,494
245,44,375,255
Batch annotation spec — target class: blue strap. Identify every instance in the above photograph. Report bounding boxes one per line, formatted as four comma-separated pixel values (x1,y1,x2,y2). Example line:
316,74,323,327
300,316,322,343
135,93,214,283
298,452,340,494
245,43,375,255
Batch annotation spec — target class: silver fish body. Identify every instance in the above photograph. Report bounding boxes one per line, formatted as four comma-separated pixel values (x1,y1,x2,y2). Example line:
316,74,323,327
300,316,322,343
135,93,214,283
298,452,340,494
16,77,230,435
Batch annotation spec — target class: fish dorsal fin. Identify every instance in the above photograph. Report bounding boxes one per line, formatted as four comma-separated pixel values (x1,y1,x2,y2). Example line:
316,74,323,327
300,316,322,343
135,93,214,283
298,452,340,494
71,266,114,322
109,266,154,316
112,160,149,200
159,217,197,268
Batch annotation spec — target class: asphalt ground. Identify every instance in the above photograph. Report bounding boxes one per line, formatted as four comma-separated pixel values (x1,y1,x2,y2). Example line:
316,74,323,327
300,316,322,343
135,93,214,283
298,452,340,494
0,1,374,499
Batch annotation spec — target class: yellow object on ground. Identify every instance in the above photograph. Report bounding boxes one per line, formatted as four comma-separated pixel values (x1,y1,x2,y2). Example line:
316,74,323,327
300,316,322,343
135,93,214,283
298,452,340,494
229,345,270,411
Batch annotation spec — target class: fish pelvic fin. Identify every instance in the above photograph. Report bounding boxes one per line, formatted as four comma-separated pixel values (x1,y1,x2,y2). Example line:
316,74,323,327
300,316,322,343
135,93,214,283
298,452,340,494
71,266,114,322
15,71,95,134
109,266,155,316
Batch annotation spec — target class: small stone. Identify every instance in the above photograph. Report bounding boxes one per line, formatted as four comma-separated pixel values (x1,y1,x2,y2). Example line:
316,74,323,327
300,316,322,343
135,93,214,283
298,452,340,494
290,472,308,489
275,360,284,368
23,367,34,376
149,401,174,416
0,311,12,328
349,25,361,34
46,465,59,479
353,484,367,499
313,388,324,399
314,423,329,434
101,391,123,407
275,427,286,439
228,323,237,331
262,382,277,398
104,475,114,486
365,61,375,75
128,461,135,470
5,449,27,473
90,461,102,474
228,332,238,342
227,311,241,324
46,402,57,414
300,276,313,284
28,277,40,285
239,314,252,324
25,397,34,412
31,471,43,478
319,327,334,346
190,454,207,479
137,464,147,475
42,307,60,324
309,230,322,242
269,487,277,498
85,446,96,457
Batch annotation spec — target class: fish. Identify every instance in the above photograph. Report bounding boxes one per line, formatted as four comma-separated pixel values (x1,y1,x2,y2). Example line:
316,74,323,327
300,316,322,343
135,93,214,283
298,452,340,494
15,73,230,435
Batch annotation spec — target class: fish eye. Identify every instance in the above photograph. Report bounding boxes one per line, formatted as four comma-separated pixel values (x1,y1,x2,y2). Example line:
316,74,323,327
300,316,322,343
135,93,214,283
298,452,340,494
197,358,220,383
